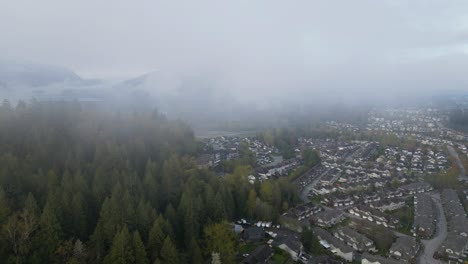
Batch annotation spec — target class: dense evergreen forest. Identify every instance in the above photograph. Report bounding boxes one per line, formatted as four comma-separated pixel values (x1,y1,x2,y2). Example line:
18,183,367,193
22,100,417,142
0,101,299,264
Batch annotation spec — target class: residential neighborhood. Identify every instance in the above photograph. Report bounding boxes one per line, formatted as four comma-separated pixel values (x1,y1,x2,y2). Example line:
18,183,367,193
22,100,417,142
5,3,468,264
197,106,468,263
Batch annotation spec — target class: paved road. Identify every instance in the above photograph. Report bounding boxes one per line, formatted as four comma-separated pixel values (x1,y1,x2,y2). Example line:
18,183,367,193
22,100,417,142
299,168,330,202
418,193,447,264
447,145,467,181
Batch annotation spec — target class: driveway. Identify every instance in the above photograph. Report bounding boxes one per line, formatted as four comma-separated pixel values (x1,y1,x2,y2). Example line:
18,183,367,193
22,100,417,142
418,193,447,264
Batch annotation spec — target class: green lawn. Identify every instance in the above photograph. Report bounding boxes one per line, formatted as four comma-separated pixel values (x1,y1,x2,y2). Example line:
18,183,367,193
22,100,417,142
309,195,323,204
272,247,290,264
272,253,288,264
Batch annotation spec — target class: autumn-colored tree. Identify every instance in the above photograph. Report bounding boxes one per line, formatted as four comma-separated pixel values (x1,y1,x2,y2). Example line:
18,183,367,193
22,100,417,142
204,222,236,264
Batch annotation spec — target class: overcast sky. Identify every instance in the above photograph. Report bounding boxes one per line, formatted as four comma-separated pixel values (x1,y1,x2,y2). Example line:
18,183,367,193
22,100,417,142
1,0,468,103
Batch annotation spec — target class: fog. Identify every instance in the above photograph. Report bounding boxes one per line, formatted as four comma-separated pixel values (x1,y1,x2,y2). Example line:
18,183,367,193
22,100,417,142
1,0,468,108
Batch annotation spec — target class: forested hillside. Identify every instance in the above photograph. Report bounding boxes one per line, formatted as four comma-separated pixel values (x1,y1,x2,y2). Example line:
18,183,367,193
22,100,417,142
0,101,299,264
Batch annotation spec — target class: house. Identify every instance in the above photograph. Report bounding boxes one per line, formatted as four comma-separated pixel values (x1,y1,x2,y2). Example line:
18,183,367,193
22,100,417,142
438,189,468,261
362,193,381,204
243,227,265,243
320,169,341,185
274,231,303,261
441,189,468,237
348,205,399,228
361,253,401,264
369,199,405,212
413,194,435,238
243,245,273,264
286,202,322,221
333,227,376,252
388,236,420,262
383,189,403,199
398,182,432,195
257,158,300,177
437,233,468,261
441,189,466,219
307,255,341,263
323,194,354,207
279,216,310,233
313,227,355,262
311,210,345,228
196,154,215,168
449,216,468,237
280,202,322,232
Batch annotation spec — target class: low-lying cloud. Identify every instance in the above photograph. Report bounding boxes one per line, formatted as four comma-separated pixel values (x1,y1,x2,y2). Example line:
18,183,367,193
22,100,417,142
1,0,468,106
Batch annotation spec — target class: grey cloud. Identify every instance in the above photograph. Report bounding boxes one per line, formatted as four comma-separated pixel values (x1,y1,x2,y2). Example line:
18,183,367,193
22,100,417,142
1,0,468,106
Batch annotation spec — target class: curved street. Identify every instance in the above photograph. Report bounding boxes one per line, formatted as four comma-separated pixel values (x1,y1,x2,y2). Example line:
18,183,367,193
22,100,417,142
418,193,447,264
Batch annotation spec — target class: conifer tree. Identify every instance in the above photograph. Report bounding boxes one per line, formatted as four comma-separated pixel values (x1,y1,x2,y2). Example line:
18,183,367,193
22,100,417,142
147,217,165,261
189,237,203,264
36,199,63,261
133,231,149,264
0,187,10,224
105,226,134,264
159,237,178,264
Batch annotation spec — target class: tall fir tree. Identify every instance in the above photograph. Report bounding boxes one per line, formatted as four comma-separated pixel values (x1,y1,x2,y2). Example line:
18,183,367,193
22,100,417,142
0,187,11,224
35,199,63,262
104,226,134,264
189,237,203,264
159,237,178,264
133,231,149,264
147,217,166,262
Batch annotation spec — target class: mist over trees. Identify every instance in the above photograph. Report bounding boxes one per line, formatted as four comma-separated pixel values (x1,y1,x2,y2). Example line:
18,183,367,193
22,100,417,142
0,100,299,264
